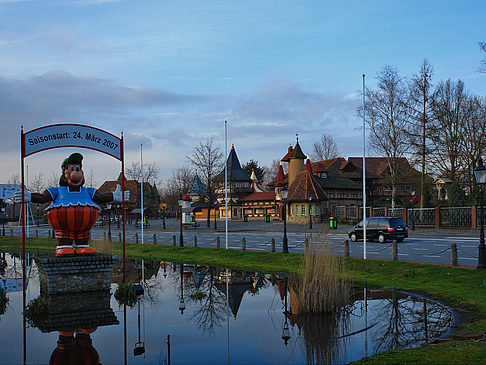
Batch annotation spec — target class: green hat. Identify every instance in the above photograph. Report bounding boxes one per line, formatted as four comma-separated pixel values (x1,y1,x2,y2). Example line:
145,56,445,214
61,153,83,169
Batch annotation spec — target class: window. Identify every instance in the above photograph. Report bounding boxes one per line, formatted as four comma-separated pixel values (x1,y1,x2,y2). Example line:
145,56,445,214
301,205,306,215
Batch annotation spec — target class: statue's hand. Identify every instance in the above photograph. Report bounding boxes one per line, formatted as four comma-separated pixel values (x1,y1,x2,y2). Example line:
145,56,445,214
113,184,130,202
14,188,31,203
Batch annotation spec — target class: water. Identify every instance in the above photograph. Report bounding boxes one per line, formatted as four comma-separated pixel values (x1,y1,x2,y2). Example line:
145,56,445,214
0,252,456,364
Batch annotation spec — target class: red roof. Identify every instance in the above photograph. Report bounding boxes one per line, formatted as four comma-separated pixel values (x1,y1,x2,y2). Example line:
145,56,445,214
239,191,275,202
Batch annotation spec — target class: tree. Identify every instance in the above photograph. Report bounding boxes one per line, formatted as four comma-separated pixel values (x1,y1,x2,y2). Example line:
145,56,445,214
161,166,194,212
263,159,285,186
125,161,160,185
429,79,469,181
29,172,45,193
311,133,340,161
409,59,433,209
7,174,20,185
186,138,223,228
242,160,265,184
361,66,412,208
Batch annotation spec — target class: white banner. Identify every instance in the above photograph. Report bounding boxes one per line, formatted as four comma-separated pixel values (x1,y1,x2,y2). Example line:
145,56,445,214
0,184,20,199
24,124,122,160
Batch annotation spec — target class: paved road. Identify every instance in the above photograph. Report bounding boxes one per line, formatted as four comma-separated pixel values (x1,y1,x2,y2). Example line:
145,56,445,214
7,218,482,267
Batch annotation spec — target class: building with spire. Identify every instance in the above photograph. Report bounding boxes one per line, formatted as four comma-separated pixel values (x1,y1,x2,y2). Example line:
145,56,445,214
214,144,252,219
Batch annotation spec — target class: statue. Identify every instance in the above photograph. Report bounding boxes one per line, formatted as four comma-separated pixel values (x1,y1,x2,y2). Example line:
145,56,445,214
16,153,129,256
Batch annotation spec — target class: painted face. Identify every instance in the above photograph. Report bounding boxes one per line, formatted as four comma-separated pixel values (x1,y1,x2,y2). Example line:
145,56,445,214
64,164,84,187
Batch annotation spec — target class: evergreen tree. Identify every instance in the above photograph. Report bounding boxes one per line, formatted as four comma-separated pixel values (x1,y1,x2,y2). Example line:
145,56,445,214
243,160,265,183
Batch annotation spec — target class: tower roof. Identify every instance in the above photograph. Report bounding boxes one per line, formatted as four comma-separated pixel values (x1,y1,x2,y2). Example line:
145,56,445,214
214,144,251,182
187,174,206,196
289,140,306,160
288,169,328,202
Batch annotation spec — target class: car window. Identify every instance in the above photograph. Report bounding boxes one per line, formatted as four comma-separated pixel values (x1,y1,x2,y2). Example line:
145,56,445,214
356,220,363,228
390,218,406,228
367,218,377,228
377,218,388,229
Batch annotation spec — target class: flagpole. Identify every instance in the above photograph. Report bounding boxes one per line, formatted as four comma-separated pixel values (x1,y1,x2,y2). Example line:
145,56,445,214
140,144,144,246
225,121,228,250
363,73,367,260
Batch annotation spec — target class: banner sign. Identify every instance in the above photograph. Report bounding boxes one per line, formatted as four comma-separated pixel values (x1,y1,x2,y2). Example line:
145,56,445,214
23,124,122,160
0,184,20,199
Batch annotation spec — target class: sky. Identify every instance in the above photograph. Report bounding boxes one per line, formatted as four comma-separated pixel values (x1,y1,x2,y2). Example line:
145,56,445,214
0,0,485,188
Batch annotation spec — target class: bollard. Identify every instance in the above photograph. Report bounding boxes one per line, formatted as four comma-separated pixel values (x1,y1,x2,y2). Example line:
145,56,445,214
392,240,398,261
304,237,309,252
10,229,13,237
172,235,176,246
216,236,220,249
108,232,112,242
271,238,275,253
451,243,458,266
35,230,38,238
242,237,246,251
153,233,157,244
344,239,349,258
119,232,122,242
103,232,107,241
135,233,139,243
52,229,55,239
193,236,197,247
48,230,51,239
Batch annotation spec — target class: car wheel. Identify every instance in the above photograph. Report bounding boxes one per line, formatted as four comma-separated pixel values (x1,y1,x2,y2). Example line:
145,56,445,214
378,233,386,243
350,233,357,242
396,238,404,243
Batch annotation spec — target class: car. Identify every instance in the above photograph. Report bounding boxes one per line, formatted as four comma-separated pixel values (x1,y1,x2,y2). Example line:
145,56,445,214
348,217,408,243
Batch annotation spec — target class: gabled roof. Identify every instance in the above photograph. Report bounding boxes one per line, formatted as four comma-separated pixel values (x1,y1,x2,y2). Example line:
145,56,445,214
348,157,418,177
214,145,251,182
288,170,328,202
97,179,141,204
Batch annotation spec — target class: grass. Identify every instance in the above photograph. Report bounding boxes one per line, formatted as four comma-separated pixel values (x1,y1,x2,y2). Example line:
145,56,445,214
1,235,486,363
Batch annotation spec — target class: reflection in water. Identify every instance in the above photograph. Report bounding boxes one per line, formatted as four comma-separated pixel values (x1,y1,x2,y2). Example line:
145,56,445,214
0,252,456,365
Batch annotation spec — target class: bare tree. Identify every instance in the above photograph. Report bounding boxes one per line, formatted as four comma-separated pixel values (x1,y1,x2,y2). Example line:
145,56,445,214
84,169,98,188
429,79,469,181
361,66,412,207
29,172,45,193
409,59,433,209
125,161,160,185
186,138,223,228
7,174,20,185
161,166,194,212
263,159,283,186
311,133,340,161
45,171,59,188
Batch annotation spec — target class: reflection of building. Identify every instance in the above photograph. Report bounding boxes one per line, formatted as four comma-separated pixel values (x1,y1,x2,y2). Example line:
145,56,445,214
214,145,252,218
111,259,161,284
216,270,254,319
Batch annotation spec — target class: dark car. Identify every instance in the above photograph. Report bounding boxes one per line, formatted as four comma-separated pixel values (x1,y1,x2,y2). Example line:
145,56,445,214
348,217,408,243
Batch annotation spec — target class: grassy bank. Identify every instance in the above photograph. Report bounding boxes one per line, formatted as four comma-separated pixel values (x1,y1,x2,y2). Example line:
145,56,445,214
1,236,486,363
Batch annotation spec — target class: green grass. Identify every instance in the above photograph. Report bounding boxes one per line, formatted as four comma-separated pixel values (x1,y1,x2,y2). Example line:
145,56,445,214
2,236,486,363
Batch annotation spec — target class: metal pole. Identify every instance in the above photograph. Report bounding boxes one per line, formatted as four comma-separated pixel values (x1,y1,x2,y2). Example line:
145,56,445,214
121,133,126,283
478,189,486,269
179,208,184,247
140,144,144,245
362,73,367,260
225,121,228,250
283,203,288,253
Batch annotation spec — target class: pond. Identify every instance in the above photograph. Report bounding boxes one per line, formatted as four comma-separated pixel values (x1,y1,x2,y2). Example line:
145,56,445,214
0,252,457,364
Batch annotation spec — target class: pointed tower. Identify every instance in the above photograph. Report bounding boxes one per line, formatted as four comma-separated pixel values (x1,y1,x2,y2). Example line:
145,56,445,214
288,136,306,187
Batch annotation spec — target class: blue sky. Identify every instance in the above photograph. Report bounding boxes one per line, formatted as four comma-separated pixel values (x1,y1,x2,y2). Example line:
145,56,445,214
0,0,485,186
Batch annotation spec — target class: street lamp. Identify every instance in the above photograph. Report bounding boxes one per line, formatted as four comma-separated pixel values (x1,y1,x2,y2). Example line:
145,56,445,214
214,205,219,231
36,204,40,227
178,195,184,247
474,158,486,270
410,190,416,231
107,203,112,242
277,188,289,254
308,196,313,230
162,200,166,230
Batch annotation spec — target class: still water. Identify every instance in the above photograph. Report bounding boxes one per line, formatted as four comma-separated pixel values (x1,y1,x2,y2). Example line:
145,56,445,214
0,252,456,364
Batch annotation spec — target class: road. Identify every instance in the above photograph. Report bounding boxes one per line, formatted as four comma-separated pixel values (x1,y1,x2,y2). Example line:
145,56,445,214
7,219,482,267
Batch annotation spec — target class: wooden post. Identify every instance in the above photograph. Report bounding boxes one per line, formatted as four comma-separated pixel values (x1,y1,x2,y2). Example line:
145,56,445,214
135,233,138,243
193,236,197,247
392,240,398,261
451,243,458,266
119,232,122,242
10,229,13,237
103,232,107,241
35,230,38,238
172,235,176,246
241,237,246,251
216,236,220,249
435,207,440,229
271,238,275,252
344,239,349,258
472,206,477,230
153,233,157,244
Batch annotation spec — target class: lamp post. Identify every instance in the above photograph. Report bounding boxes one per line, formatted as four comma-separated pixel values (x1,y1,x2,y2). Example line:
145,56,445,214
278,188,289,254
474,158,486,270
36,204,40,227
107,203,112,242
178,195,184,247
214,205,219,231
308,196,313,230
117,204,121,229
1,204,5,236
162,200,166,230
410,190,416,231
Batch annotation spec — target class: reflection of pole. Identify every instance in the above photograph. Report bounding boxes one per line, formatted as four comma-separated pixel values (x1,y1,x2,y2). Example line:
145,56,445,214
364,285,368,358
124,303,127,365
167,335,171,365
281,277,290,346
423,299,428,343
179,264,185,315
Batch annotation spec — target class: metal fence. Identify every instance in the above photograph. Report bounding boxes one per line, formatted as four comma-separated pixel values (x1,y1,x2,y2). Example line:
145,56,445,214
346,206,358,219
440,207,471,227
408,208,435,227
372,207,386,217
387,208,403,218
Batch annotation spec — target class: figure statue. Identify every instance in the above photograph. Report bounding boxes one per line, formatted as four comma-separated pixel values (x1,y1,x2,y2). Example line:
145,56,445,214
16,153,129,256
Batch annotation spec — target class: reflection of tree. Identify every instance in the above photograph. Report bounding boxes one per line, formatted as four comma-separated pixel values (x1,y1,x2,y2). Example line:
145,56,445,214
189,268,227,335
370,291,453,352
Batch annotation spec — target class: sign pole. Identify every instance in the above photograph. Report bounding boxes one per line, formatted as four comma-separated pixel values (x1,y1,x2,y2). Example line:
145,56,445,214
21,126,27,364
121,133,126,283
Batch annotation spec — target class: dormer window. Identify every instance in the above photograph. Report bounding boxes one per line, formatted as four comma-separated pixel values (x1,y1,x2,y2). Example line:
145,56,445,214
321,172,327,179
